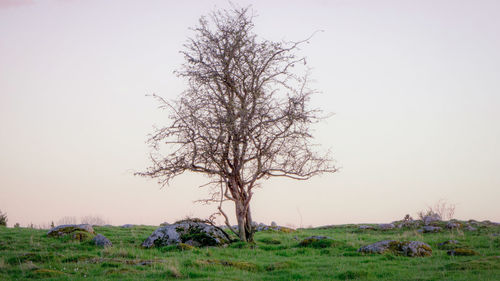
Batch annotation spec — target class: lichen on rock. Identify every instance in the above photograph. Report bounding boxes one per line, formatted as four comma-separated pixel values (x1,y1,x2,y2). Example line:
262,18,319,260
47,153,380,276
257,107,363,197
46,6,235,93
358,240,432,257
142,220,230,248
47,224,95,241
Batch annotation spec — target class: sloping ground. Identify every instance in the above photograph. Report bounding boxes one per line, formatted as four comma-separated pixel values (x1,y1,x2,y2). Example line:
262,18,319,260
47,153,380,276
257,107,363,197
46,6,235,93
0,221,499,280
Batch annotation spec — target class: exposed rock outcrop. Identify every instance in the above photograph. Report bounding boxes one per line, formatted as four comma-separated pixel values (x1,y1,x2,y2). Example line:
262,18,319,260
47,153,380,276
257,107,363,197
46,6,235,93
142,220,230,248
358,240,432,257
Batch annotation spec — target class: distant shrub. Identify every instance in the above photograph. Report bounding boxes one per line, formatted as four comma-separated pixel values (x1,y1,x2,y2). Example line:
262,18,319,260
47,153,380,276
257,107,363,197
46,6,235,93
0,210,7,226
417,199,456,221
80,215,108,226
57,216,78,225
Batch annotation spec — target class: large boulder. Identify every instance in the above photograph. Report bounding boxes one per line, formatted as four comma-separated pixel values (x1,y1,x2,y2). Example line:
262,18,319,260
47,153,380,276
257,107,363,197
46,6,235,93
358,240,432,257
142,220,230,248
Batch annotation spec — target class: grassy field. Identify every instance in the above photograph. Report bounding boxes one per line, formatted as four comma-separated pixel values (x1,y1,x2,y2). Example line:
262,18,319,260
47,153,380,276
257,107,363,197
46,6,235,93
0,221,499,280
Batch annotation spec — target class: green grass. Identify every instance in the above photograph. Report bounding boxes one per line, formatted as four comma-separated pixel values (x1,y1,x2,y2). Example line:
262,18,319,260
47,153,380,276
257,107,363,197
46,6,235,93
0,222,499,280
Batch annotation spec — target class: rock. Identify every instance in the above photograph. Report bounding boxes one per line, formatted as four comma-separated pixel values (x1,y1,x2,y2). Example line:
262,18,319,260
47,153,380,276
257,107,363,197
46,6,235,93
299,236,335,248
466,225,477,231
378,223,395,230
358,240,432,257
447,248,479,256
359,225,375,230
438,240,460,247
271,221,277,227
160,222,170,226
47,224,95,237
446,222,461,229
92,234,112,247
422,226,442,233
423,214,441,225
121,224,135,228
142,220,230,248
358,240,395,254
400,241,433,257
438,240,460,250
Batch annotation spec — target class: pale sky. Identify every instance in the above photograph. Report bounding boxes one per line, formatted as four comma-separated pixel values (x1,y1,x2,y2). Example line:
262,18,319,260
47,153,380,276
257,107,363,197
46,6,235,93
1,0,499,227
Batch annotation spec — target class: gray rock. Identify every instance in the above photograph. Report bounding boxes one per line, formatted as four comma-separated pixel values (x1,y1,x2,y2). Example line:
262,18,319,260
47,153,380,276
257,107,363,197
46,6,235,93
378,223,395,230
438,240,459,249
446,222,460,229
271,221,277,227
359,225,375,230
92,234,112,247
299,236,334,247
423,214,441,225
47,224,95,237
142,220,230,248
358,240,396,254
358,240,432,257
466,225,477,231
400,241,433,257
121,224,135,228
422,226,442,233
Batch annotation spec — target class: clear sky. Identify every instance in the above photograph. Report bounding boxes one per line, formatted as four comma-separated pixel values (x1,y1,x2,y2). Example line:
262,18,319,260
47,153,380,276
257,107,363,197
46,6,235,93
1,0,499,227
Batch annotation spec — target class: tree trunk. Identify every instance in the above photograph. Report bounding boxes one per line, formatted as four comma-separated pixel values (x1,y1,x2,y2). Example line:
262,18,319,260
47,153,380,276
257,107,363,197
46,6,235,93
244,206,254,242
235,200,247,242
234,200,255,242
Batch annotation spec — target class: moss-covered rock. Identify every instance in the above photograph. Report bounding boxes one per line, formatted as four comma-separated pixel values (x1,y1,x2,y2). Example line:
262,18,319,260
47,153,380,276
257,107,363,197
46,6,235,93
447,248,480,256
299,236,335,248
358,240,432,257
47,224,95,238
437,240,460,250
177,243,195,251
142,220,230,248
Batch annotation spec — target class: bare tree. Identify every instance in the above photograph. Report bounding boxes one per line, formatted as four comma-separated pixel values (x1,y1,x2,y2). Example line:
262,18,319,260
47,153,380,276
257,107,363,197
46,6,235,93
57,216,78,225
137,7,336,242
80,215,109,226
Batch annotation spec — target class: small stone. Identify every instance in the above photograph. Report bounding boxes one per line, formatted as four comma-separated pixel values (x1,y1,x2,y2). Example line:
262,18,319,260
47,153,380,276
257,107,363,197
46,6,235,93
422,226,442,233
299,236,334,248
121,224,135,228
423,214,441,225
378,223,395,230
92,234,112,247
446,222,460,229
447,248,479,256
359,225,375,230
438,240,461,250
466,225,477,231
271,221,277,227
